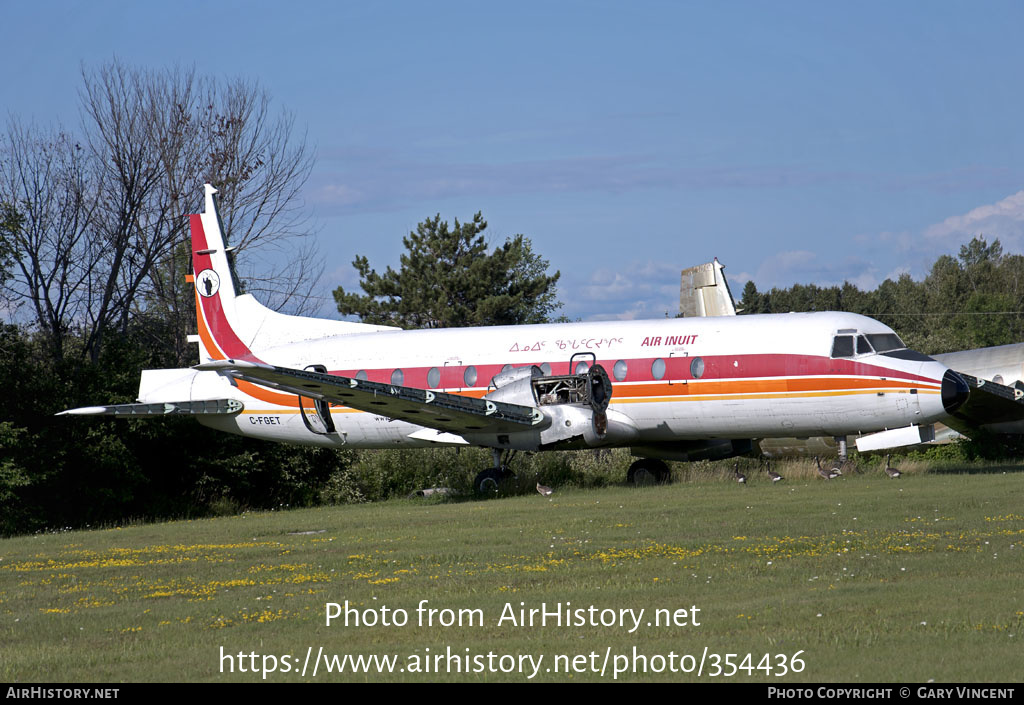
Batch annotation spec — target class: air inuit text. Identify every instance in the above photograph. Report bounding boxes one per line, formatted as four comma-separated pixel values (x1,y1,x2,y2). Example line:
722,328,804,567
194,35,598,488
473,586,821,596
325,599,700,633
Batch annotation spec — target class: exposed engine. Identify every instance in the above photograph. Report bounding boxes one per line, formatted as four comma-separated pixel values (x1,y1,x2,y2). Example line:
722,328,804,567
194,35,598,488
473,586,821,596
482,364,636,449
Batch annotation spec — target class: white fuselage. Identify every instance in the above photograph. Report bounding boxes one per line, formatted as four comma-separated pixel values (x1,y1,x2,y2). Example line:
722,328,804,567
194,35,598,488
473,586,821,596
181,311,954,450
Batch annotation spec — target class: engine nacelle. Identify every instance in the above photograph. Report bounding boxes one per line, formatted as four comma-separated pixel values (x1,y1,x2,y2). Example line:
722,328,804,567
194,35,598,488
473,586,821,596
478,364,631,449
486,365,543,406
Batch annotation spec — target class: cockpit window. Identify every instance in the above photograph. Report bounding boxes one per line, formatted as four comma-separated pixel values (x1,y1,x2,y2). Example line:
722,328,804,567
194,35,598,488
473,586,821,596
831,335,854,358
856,335,873,355
866,333,905,353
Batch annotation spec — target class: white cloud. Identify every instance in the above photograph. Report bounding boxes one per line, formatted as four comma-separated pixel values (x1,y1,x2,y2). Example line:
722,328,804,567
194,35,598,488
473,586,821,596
315,183,368,207
728,248,903,295
755,250,819,280
737,190,1024,296
325,262,362,290
562,259,683,321
924,190,1024,248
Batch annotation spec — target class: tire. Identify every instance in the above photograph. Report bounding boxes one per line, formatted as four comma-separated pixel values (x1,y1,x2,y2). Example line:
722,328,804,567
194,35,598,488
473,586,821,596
474,467,512,494
627,458,671,486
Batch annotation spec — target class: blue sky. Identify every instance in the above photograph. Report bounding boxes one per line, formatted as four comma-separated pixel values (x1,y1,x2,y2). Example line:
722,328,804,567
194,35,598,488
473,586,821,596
4,1,1024,320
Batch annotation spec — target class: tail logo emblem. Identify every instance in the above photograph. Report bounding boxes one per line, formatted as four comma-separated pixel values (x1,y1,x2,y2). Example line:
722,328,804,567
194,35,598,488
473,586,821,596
197,269,220,298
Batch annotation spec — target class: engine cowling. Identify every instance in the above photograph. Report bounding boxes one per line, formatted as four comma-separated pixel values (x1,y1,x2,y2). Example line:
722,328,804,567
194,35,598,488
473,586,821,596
480,364,634,449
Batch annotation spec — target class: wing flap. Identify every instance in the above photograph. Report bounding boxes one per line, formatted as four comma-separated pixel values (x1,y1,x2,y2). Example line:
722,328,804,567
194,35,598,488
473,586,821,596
195,360,546,436
407,428,471,445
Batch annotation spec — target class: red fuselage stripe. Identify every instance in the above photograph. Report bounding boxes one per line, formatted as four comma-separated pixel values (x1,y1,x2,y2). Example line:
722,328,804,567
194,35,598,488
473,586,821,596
326,353,939,390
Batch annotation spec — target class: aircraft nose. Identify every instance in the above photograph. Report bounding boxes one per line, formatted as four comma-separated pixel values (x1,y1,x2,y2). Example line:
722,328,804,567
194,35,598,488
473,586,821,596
941,369,970,414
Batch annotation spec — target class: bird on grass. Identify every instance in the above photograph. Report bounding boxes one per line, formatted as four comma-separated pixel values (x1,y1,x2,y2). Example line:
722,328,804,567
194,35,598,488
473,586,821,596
733,461,747,484
536,482,554,496
884,455,901,479
765,461,783,482
815,456,839,480
830,459,844,476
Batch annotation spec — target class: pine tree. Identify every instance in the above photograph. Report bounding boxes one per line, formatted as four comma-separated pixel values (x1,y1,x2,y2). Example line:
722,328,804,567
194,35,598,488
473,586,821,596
333,212,561,329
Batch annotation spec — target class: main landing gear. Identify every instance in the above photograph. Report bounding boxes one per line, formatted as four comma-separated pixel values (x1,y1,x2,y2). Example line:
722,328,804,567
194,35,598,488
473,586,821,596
474,449,518,494
833,435,861,474
626,458,671,486
474,451,672,493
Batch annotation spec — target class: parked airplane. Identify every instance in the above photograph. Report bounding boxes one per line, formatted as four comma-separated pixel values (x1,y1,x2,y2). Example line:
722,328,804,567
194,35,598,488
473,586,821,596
61,185,972,491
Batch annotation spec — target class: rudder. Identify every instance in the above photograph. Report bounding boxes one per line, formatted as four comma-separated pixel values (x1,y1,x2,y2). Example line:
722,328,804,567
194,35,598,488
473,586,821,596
190,185,255,363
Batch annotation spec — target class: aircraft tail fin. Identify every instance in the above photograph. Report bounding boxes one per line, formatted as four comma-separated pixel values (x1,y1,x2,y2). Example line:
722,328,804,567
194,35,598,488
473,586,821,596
679,258,738,317
189,184,399,364
190,185,255,363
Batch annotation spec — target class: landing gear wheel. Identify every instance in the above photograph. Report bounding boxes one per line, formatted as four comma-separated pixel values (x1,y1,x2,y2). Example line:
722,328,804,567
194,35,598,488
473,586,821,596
474,467,514,494
627,458,671,486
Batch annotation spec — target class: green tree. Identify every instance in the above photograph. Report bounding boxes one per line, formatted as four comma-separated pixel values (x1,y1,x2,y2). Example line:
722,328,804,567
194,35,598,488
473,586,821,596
334,212,562,328
961,291,1017,348
738,280,759,314
958,235,1002,269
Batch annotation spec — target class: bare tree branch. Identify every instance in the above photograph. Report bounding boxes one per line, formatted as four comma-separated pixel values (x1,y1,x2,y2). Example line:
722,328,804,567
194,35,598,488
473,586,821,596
0,120,103,361
1,60,321,365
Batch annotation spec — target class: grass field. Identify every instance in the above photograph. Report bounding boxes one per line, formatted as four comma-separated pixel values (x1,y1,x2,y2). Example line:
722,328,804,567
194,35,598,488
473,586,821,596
2,460,1023,682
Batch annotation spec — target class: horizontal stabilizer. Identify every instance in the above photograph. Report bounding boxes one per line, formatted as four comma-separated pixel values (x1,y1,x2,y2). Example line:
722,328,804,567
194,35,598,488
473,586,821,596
196,360,547,436
57,400,244,417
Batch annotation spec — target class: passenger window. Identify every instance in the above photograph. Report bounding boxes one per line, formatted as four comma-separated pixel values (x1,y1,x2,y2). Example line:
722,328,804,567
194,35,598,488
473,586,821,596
355,370,368,381
575,361,590,374
464,366,478,387
690,357,704,379
613,360,627,381
652,358,666,380
831,336,854,358
427,367,440,388
391,369,404,386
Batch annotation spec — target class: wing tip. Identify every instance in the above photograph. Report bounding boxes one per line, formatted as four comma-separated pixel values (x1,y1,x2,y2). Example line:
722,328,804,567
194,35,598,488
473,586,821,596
56,406,109,416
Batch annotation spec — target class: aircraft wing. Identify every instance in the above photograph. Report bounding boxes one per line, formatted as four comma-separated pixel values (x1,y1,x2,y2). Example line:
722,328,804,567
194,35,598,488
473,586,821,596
195,360,547,436
942,371,1024,436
